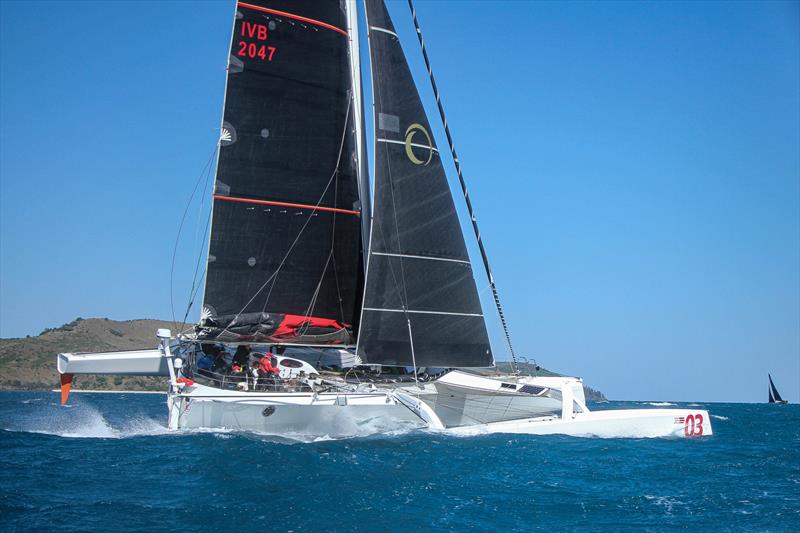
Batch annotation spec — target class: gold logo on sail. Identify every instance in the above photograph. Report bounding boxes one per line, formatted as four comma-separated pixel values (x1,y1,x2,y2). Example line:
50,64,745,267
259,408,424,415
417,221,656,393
404,123,434,165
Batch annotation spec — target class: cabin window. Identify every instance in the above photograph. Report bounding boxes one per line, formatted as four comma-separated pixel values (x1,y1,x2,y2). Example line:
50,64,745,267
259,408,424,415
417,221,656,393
518,385,546,396
279,359,303,368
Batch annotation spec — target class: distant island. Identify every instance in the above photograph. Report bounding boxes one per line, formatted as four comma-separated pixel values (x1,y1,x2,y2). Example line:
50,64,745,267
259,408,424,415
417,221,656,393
0,317,606,401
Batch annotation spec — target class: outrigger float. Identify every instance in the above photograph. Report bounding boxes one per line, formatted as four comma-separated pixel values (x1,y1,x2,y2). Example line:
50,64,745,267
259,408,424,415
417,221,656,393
57,0,711,439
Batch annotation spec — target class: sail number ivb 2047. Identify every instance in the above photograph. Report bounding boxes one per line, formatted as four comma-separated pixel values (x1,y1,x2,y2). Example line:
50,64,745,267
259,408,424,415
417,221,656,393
238,21,276,62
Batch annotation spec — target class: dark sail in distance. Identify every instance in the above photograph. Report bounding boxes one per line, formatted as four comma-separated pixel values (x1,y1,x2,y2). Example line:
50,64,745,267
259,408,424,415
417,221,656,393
769,374,786,403
200,0,363,344
356,0,493,367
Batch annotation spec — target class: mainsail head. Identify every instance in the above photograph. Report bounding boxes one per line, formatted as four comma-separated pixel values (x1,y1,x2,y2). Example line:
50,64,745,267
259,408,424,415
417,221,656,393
356,0,493,367
199,1,363,344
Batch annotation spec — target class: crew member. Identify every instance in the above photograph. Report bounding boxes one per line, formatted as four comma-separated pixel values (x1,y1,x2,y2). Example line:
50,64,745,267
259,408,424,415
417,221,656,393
232,345,251,368
257,354,281,376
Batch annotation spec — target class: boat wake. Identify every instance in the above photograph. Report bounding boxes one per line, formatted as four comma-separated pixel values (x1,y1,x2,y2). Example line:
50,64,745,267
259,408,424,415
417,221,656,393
3,401,168,439
183,419,424,444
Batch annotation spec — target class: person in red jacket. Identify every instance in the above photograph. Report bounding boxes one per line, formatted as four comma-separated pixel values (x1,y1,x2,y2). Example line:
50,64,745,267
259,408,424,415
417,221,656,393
257,354,280,376
249,353,279,390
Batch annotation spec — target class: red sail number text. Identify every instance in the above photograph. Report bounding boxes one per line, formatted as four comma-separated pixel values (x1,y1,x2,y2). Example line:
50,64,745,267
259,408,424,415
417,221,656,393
237,21,276,62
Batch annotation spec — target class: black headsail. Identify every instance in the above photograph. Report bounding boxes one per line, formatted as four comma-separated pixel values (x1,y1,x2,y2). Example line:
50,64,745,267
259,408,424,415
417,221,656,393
769,374,784,403
199,1,363,344
356,0,493,367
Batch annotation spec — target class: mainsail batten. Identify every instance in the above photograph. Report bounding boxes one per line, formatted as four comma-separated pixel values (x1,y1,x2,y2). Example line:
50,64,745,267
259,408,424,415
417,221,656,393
200,0,363,344
356,0,493,368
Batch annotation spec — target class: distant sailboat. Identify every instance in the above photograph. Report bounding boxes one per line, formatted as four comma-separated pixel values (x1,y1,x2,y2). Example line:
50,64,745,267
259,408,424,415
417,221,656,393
768,374,788,404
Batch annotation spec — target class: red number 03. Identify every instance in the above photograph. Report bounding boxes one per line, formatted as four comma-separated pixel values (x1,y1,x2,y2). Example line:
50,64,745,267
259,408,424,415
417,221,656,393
684,414,704,437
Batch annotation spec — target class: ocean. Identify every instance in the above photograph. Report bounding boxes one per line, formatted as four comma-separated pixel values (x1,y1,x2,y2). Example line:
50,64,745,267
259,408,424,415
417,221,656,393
1,391,798,532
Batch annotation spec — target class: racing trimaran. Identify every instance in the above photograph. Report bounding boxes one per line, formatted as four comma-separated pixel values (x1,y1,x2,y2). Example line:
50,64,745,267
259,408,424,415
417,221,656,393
56,0,712,439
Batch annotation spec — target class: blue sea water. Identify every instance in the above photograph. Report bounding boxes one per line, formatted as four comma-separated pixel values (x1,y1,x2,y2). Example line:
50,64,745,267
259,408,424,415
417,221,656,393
0,392,798,532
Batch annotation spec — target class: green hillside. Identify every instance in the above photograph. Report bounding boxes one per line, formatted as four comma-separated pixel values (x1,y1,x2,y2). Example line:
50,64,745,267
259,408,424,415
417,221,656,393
0,318,173,391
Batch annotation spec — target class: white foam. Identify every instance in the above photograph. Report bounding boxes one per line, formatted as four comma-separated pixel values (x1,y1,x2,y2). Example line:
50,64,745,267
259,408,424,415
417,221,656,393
645,402,676,406
7,401,168,439
644,495,685,514
435,425,491,438
711,415,729,420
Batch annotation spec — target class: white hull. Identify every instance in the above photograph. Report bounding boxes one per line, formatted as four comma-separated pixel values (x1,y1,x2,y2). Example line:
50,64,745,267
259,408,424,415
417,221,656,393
448,408,713,438
171,383,425,437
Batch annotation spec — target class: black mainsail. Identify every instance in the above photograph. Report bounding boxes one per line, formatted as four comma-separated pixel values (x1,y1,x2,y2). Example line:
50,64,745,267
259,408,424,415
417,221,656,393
200,1,363,344
356,0,493,367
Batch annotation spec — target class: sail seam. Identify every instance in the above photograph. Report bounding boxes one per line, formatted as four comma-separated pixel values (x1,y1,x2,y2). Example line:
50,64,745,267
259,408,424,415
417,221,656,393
369,26,398,38
377,138,439,153
363,307,483,317
372,251,470,265
213,195,360,216
237,2,349,37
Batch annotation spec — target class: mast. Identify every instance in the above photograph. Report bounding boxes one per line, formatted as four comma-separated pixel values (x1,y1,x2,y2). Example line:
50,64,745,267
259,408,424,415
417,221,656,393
406,0,519,372
346,0,371,269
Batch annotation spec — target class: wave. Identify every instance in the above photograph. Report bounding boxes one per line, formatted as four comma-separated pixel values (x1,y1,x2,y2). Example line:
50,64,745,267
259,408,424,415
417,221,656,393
645,402,676,406
711,415,729,421
3,401,168,439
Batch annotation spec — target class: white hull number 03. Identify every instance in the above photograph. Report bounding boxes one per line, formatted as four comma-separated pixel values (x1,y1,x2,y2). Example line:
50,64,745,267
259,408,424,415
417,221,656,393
684,413,704,437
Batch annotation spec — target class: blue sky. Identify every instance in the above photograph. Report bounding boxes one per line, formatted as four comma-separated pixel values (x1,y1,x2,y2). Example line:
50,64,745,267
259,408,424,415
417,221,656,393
1,1,797,402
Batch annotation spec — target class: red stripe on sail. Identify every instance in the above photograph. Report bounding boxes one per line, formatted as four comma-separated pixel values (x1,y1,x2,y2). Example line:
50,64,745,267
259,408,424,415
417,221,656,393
237,2,349,37
213,195,360,216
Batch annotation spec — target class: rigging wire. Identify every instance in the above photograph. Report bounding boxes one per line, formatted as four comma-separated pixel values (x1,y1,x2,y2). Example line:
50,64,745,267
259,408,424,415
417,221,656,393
178,208,213,334
169,145,219,335
212,97,354,340
299,106,350,333
260,95,353,317
362,8,418,382
407,0,519,373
